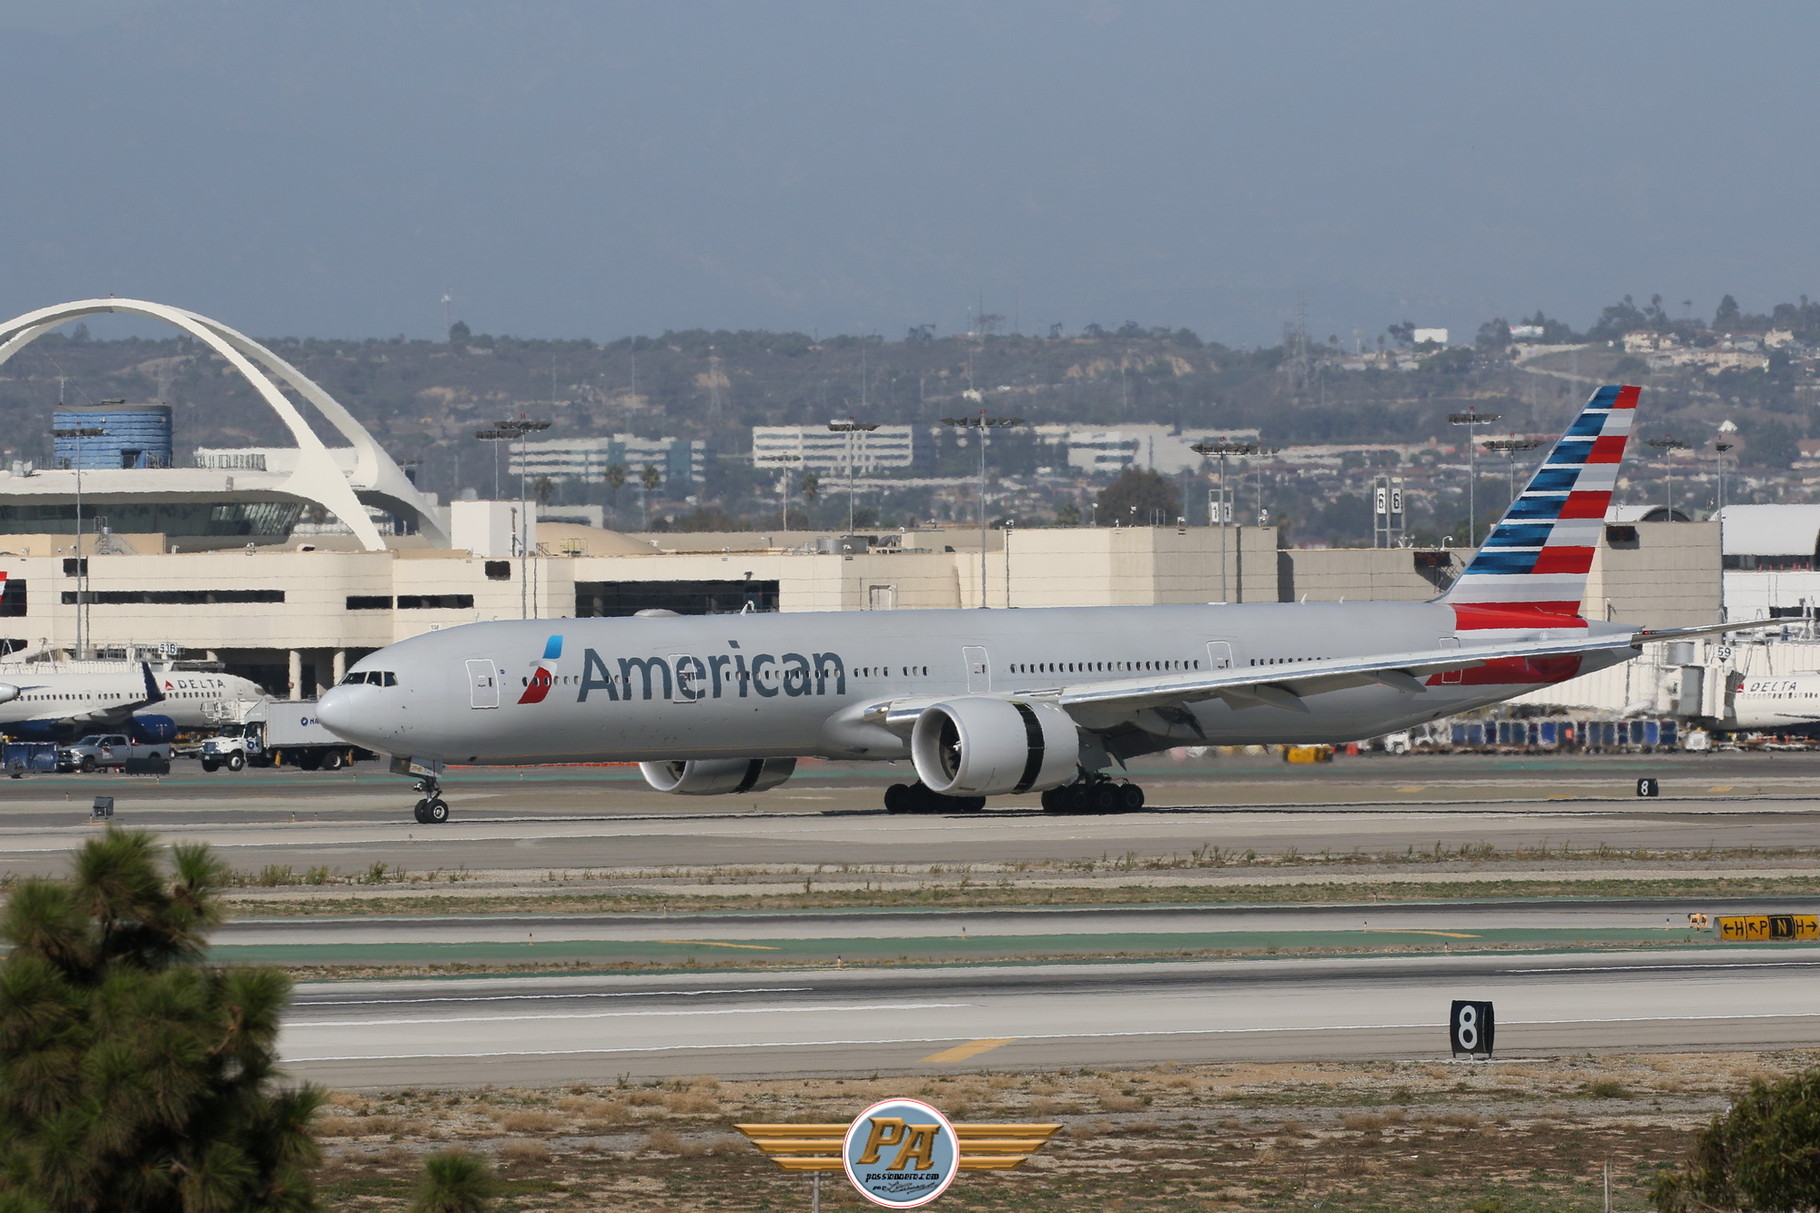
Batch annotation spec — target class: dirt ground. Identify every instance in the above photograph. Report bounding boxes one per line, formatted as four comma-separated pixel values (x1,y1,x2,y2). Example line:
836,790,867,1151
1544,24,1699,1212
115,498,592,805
311,1048,1805,1211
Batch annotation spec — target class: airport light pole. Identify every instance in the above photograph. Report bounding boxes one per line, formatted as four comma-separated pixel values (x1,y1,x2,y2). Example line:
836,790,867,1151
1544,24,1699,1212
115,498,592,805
1481,437,1541,507
1192,440,1257,605
1647,436,1692,519
52,425,105,658
476,416,551,618
1714,439,1734,516
1447,409,1500,548
941,411,1025,608
827,417,880,534
755,451,802,531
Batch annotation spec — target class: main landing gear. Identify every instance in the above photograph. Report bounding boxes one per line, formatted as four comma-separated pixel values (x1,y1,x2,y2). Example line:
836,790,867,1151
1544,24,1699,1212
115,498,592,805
1041,774,1145,815
412,775,450,825
883,782,987,814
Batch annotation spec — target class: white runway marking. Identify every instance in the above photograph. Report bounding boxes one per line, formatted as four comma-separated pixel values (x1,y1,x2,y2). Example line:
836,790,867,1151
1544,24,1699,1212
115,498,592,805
288,1001,966,1029
304,985,812,1008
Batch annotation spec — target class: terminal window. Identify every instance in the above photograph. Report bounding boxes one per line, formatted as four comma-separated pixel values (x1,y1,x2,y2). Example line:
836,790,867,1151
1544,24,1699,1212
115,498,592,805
60,589,285,605
396,594,475,610
346,595,395,610
0,578,23,617
484,561,512,580
575,579,780,617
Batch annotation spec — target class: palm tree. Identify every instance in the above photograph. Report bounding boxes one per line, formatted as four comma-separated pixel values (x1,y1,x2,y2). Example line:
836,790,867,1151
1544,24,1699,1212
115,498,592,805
0,829,324,1212
409,1150,496,1213
639,464,661,529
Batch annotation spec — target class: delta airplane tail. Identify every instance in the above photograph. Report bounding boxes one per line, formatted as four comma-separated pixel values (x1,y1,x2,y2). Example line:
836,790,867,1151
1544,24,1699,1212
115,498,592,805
1440,383,1638,618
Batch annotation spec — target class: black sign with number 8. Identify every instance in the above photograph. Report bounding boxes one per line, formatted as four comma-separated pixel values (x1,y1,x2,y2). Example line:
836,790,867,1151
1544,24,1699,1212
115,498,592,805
1449,1000,1495,1056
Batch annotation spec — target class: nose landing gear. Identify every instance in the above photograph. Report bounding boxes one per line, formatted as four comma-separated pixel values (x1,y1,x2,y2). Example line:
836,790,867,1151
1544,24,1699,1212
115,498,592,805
412,775,450,824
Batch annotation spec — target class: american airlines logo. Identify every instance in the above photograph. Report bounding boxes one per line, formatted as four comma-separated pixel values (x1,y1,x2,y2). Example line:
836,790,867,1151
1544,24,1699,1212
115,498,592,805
568,642,847,702
517,634,564,704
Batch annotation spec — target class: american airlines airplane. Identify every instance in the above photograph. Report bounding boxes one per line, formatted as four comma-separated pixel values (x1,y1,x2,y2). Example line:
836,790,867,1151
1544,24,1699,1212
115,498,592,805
0,660,267,742
320,385,1730,824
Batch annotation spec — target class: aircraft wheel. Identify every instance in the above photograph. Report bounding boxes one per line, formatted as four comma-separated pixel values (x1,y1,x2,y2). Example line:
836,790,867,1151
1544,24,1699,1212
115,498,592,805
320,749,346,771
226,754,245,772
951,795,987,813
1091,783,1122,813
413,800,431,824
884,783,915,814
1119,783,1146,812
425,798,450,824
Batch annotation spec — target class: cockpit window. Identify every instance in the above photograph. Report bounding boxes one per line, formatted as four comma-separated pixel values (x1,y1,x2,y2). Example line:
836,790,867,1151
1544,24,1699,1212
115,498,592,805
340,671,398,687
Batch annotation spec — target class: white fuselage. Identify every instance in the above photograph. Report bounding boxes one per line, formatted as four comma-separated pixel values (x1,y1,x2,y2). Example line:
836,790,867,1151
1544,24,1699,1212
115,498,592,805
319,601,1636,766
0,663,266,738
1726,672,1820,731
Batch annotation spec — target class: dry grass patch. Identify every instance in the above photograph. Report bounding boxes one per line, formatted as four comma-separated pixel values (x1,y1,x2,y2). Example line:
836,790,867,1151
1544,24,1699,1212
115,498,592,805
495,1108,564,1132
496,1138,551,1166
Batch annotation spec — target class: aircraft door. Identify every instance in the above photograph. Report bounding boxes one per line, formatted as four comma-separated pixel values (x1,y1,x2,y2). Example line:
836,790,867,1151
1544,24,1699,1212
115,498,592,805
1438,636,1462,685
962,645,991,694
465,659,500,709
1206,641,1233,670
670,653,706,703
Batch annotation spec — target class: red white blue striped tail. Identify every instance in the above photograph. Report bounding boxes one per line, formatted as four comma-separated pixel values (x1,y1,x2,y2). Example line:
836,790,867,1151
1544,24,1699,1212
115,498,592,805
1441,384,1638,617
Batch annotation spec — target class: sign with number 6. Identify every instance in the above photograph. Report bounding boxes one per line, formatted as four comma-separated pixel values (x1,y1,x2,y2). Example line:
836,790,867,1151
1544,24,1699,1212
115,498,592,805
1449,1000,1495,1057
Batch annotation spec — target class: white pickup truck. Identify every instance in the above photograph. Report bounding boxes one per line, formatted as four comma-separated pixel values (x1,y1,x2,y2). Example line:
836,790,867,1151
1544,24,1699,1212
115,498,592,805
200,701,363,772
55,733,173,773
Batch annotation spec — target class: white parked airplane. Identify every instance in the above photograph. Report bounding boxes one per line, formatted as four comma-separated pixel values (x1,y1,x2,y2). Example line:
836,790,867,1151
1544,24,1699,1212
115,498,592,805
320,385,1733,823
0,660,267,742
1723,671,1820,732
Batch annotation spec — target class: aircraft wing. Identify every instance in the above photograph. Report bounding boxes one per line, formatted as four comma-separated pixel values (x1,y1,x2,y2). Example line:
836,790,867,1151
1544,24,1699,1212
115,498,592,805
868,629,1644,730
1047,630,1641,716
1633,618,1779,644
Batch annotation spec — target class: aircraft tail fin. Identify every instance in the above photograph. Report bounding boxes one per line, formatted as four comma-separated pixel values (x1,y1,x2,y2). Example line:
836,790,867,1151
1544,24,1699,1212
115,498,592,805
1441,384,1639,616
140,662,165,707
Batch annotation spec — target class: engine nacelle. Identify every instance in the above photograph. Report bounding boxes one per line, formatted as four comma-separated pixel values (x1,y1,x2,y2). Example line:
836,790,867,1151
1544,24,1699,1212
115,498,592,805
910,698,1079,796
638,757,797,795
128,715,178,744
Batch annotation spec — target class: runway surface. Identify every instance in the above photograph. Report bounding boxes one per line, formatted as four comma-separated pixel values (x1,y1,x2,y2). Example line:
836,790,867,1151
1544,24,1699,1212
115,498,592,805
4,751,1817,1088
1,750,1817,880
280,948,1820,1087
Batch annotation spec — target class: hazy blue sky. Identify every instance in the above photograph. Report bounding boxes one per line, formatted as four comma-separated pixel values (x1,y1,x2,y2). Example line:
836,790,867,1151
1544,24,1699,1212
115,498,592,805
2,1,1815,346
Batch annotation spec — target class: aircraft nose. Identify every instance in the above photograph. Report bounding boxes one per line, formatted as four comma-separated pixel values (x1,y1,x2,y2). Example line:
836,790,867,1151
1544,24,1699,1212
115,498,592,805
316,686,367,743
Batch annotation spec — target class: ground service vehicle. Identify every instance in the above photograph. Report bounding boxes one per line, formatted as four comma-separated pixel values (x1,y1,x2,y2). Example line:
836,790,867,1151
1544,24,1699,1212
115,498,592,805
200,701,362,771
54,733,173,773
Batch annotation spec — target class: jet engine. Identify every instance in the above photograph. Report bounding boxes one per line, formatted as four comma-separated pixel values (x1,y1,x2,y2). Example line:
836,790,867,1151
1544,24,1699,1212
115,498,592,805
0,683,16,705
910,698,1079,797
638,757,797,795
128,715,178,744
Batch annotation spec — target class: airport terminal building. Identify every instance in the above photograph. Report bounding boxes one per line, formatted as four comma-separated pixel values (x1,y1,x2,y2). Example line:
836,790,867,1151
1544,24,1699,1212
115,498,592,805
0,297,1795,707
